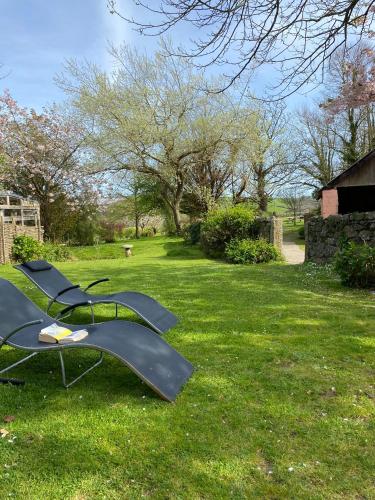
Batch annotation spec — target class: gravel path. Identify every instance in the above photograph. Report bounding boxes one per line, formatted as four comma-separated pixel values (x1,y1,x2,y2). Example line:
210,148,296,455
282,236,305,264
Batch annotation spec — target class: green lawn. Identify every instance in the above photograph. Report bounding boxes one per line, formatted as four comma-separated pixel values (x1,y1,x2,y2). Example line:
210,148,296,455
0,237,374,499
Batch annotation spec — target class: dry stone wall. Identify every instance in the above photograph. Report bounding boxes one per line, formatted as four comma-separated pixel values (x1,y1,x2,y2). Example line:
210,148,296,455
306,211,375,263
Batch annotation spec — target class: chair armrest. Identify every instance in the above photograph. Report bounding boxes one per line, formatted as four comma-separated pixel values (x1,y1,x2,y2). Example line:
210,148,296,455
47,284,80,314
55,301,93,320
83,278,110,292
0,319,43,348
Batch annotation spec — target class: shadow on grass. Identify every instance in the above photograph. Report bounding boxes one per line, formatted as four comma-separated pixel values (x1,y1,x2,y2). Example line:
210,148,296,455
163,240,205,260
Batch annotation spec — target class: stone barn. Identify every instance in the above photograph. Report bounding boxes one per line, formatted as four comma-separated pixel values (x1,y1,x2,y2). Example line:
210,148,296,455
0,191,43,264
320,149,375,218
306,151,375,263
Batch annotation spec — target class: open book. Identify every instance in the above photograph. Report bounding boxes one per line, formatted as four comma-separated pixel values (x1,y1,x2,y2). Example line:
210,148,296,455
39,323,88,344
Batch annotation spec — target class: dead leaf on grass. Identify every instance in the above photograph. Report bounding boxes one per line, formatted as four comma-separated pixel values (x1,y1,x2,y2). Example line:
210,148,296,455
3,416,15,423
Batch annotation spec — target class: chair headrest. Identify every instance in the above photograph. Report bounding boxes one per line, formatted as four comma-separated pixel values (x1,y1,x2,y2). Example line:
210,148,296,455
23,260,52,272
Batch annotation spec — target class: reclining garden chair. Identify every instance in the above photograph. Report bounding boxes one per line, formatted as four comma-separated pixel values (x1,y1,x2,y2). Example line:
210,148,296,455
15,260,177,334
0,278,193,401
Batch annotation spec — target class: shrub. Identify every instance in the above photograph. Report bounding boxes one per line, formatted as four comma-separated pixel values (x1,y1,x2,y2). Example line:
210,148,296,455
70,218,99,246
11,235,71,263
298,225,305,239
99,221,116,243
123,227,136,239
41,242,71,262
225,238,280,264
141,226,155,237
12,235,42,262
183,222,202,245
200,206,257,257
334,241,375,288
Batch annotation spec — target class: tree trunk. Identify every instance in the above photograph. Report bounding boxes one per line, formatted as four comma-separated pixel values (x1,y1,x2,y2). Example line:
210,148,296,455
171,203,182,235
256,169,268,212
135,213,140,239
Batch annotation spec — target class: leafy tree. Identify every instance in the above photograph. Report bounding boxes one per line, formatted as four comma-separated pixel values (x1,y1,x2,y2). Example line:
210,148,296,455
0,92,97,240
58,45,269,231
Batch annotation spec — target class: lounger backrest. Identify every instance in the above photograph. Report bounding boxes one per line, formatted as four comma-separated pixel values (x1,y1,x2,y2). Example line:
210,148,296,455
0,279,49,339
15,262,77,299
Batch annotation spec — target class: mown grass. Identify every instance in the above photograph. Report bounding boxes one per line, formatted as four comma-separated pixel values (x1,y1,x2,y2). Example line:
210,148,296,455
0,236,374,499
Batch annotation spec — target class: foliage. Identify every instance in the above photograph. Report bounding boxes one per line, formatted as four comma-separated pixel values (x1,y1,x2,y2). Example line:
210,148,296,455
200,206,257,257
0,91,99,240
323,44,375,115
11,235,71,262
297,44,375,192
67,215,99,246
59,44,290,228
40,242,71,262
99,221,117,243
183,221,202,245
225,238,279,264
1,236,374,498
298,225,305,239
334,241,375,288
11,235,42,263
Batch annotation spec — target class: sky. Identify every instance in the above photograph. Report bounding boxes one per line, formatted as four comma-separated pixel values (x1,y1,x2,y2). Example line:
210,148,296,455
0,0,315,111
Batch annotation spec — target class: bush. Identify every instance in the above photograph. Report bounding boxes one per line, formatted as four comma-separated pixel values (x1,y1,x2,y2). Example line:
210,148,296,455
12,235,42,262
70,218,99,246
99,221,116,243
11,235,71,263
183,222,202,245
298,225,305,239
200,206,257,257
334,241,375,288
123,227,136,239
225,238,280,264
41,242,71,262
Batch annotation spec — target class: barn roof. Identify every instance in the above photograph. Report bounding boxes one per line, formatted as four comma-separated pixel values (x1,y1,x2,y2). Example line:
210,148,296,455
319,148,375,198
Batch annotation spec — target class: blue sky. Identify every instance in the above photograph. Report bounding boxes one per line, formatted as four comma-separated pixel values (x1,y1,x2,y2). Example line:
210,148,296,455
0,0,315,111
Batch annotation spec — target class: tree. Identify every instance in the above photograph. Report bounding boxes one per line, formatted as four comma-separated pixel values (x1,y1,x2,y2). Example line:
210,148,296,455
0,91,97,240
321,43,375,165
108,172,163,238
241,103,299,212
323,44,375,113
296,109,339,191
182,105,259,215
109,0,375,96
281,188,304,225
58,45,247,232
296,44,375,192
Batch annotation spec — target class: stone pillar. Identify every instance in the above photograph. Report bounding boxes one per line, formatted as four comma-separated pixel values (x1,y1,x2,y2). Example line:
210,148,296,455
270,216,283,253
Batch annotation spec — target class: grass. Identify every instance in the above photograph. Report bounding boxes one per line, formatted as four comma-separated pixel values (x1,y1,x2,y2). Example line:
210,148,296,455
0,236,374,499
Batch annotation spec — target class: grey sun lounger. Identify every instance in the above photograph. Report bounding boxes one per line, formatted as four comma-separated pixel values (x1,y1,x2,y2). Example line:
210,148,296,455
0,279,193,401
15,260,178,334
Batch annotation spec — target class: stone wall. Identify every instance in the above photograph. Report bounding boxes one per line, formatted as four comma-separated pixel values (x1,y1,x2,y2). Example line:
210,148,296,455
257,216,283,253
0,222,44,264
305,211,375,263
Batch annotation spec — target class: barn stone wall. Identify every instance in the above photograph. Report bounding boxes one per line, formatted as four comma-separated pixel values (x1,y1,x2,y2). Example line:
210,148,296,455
257,216,283,253
305,211,375,263
0,221,43,264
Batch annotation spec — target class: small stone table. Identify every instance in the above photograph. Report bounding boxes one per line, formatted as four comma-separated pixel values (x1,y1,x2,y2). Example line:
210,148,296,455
122,244,133,257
